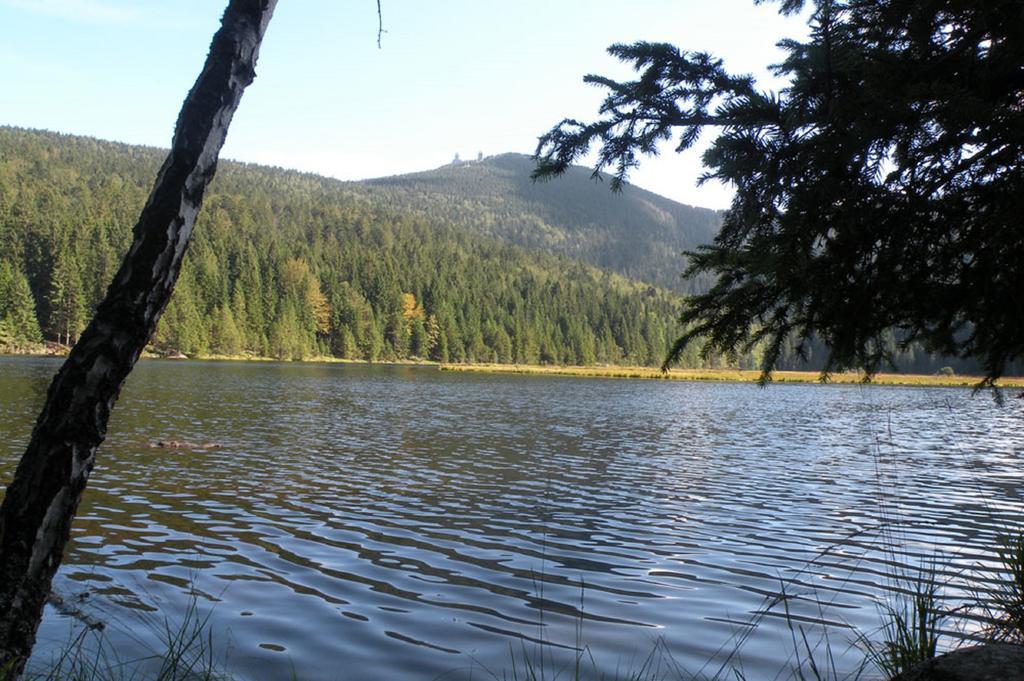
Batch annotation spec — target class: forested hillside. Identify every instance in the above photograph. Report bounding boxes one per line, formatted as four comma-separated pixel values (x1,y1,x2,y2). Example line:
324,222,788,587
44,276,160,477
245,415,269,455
0,127,1002,375
360,153,721,292
0,127,685,365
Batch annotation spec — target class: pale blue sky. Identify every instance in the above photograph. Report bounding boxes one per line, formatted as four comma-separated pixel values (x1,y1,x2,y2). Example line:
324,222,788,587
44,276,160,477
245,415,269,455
0,1,807,209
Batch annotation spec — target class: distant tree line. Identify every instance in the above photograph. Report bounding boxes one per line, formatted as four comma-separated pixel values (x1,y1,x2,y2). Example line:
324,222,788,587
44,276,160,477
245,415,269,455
0,128,683,366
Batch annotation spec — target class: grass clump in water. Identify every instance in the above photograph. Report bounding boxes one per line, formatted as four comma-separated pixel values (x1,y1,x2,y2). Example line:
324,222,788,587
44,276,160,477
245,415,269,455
977,531,1024,644
500,638,681,681
20,596,224,681
858,570,944,680
774,587,868,681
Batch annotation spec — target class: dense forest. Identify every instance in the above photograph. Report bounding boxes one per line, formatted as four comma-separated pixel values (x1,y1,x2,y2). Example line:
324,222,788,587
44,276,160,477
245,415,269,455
0,127,689,366
0,127,1005,374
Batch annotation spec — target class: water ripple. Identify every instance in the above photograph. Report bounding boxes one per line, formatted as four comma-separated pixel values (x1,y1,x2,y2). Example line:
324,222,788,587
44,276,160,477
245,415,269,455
0,358,1021,680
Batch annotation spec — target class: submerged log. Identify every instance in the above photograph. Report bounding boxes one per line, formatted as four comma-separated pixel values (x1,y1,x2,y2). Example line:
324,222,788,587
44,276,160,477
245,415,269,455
148,440,224,450
0,1,276,674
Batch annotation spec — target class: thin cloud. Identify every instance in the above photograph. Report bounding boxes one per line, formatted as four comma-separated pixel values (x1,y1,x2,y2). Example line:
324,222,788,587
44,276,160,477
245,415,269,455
0,0,144,25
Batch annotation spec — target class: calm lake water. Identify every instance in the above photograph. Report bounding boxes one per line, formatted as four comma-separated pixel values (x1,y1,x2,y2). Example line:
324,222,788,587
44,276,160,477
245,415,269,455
1,357,1022,680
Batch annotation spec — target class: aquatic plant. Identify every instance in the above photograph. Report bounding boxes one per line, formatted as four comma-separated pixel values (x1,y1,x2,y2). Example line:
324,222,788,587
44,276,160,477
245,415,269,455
776,588,868,681
977,531,1024,644
20,596,224,681
857,566,944,679
500,638,681,681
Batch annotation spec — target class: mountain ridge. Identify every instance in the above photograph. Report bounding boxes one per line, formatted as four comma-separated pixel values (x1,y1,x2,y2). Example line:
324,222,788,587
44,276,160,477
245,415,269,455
0,127,721,293
0,126,687,366
356,152,721,292
0,127,997,375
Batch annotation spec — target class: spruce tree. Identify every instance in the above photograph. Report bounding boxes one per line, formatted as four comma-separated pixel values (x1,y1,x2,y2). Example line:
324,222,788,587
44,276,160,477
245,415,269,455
46,244,86,345
535,0,1024,383
0,261,41,347
210,305,243,356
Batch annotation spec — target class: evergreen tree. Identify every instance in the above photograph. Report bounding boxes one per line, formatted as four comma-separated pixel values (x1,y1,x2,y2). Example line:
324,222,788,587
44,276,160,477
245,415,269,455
0,261,41,347
409,318,429,358
362,316,385,362
229,286,250,351
425,314,442,360
384,309,409,358
489,323,513,364
269,301,303,360
210,305,243,356
46,244,86,345
238,243,266,344
337,327,358,359
0,317,17,350
157,274,208,356
432,324,450,363
535,0,1024,383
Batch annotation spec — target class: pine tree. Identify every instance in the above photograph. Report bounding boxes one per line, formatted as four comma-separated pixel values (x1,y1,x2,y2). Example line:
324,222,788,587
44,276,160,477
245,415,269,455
270,302,302,360
385,309,409,358
432,325,450,363
362,316,385,362
0,317,17,350
238,243,266,344
425,314,442,360
338,327,358,359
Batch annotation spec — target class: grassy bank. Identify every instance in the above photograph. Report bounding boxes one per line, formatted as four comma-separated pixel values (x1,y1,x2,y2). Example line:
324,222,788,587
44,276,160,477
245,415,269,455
440,363,1024,388
6,346,1022,388
147,353,440,367
0,345,440,368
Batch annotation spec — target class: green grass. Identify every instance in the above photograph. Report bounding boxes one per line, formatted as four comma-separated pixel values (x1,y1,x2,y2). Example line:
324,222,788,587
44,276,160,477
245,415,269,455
20,597,225,681
498,638,682,681
975,531,1024,644
858,569,944,679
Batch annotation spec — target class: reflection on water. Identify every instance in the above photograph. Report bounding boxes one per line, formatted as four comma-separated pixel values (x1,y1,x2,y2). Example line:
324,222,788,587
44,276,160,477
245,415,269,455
1,357,1021,679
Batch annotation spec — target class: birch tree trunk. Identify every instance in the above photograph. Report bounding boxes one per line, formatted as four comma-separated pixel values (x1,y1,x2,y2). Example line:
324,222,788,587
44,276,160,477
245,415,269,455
0,1,276,674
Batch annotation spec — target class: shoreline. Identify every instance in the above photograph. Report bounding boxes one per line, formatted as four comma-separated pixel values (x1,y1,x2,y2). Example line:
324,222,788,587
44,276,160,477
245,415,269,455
439,362,1024,388
0,347,440,368
4,348,1021,388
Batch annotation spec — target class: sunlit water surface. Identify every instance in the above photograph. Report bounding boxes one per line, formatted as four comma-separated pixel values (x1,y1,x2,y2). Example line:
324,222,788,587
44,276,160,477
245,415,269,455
1,358,1022,680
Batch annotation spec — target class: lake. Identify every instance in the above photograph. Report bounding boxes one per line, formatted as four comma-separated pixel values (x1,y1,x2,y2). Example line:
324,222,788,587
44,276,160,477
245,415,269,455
1,357,1022,680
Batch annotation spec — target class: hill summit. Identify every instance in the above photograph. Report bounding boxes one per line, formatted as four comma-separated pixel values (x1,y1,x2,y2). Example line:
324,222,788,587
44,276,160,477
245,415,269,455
0,127,685,366
358,153,721,292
